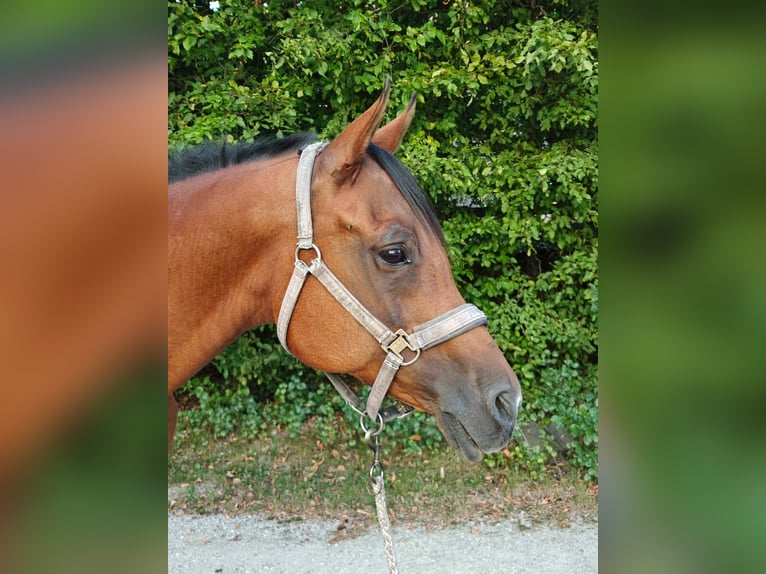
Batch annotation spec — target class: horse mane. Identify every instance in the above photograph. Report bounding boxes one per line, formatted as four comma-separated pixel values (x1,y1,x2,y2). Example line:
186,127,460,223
168,135,444,246
168,133,317,184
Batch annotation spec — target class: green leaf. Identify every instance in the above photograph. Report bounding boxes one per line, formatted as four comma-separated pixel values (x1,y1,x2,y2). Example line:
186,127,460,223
182,35,197,51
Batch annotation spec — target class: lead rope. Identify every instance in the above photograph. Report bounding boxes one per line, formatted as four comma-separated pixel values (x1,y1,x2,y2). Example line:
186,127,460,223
364,422,400,574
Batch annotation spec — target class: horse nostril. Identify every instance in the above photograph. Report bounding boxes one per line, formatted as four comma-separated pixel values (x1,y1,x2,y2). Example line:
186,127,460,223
490,388,519,428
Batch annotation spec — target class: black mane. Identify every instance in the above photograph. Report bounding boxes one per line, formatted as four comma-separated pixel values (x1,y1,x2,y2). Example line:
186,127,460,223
168,135,444,245
168,133,317,183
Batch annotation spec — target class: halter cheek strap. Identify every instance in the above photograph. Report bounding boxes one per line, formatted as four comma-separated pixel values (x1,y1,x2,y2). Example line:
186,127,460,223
277,142,488,422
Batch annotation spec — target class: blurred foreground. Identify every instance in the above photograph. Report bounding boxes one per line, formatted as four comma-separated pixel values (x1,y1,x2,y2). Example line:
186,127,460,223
0,2,167,572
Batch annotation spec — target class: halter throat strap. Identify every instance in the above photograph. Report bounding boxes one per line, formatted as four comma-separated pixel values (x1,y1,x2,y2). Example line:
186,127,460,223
277,142,488,422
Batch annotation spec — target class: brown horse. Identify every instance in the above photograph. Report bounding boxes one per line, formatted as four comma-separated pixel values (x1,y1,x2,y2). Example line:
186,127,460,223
168,82,521,461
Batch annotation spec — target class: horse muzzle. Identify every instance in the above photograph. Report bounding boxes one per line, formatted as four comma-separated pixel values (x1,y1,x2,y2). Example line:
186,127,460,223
435,374,521,462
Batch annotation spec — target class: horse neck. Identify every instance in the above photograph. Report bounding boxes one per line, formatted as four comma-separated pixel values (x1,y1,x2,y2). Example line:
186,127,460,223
168,157,297,389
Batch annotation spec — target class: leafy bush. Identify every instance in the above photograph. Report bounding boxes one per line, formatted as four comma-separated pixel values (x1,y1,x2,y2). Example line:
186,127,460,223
170,0,598,481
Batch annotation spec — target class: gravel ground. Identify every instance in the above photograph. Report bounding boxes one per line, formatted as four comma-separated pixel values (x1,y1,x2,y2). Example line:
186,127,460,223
168,513,598,574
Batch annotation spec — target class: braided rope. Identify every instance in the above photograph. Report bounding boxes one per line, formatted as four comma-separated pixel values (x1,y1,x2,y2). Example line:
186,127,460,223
371,473,399,574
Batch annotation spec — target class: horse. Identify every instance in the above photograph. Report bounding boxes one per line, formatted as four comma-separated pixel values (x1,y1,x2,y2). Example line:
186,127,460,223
168,81,521,461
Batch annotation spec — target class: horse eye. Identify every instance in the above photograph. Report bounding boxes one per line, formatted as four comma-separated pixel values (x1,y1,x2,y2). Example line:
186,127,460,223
379,246,410,266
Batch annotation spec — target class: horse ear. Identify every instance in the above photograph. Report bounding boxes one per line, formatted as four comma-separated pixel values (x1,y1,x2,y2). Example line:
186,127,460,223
372,92,417,153
318,80,391,184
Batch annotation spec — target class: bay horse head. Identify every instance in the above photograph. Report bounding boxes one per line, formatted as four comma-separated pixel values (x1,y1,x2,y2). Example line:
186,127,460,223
271,81,522,460
168,81,521,461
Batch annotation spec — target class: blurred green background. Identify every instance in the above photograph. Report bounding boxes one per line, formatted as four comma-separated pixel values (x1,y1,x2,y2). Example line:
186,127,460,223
601,3,766,572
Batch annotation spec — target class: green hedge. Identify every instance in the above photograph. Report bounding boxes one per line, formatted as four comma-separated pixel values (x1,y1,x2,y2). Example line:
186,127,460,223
169,0,598,481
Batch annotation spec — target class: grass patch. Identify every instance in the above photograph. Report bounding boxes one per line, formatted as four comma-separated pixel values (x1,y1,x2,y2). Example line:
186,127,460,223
168,416,597,530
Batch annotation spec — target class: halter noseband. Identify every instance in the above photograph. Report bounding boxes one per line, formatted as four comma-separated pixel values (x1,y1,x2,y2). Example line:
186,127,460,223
277,142,488,423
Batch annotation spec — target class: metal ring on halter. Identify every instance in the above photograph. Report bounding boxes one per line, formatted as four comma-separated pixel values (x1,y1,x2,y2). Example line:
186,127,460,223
295,243,321,263
399,347,421,367
360,412,384,438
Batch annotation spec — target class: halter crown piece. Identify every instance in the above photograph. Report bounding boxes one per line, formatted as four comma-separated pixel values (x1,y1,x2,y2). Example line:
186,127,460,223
277,142,489,423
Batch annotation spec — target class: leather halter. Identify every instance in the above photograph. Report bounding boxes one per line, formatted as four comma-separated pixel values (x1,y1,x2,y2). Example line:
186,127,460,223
277,142,489,422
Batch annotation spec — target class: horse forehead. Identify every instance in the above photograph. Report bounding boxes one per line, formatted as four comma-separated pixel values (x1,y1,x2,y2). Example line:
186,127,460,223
352,159,417,223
